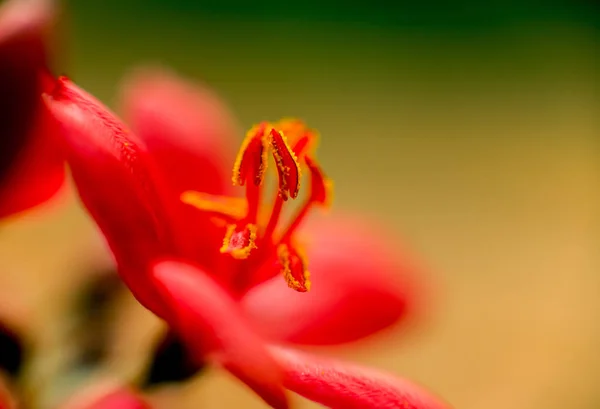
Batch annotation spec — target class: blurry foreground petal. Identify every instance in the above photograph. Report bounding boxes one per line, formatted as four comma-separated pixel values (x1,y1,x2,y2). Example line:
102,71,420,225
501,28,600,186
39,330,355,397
0,0,52,175
0,0,65,216
152,261,288,409
242,214,423,345
271,346,450,409
0,106,64,218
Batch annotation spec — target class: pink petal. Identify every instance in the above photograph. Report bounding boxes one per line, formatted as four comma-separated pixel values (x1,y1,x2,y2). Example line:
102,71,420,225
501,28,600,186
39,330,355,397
0,0,65,217
271,346,450,409
43,77,175,318
120,67,239,271
152,260,288,409
242,214,425,345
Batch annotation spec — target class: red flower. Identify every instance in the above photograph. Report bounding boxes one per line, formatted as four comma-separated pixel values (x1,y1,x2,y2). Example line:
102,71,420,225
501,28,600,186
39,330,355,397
45,70,448,408
0,0,65,219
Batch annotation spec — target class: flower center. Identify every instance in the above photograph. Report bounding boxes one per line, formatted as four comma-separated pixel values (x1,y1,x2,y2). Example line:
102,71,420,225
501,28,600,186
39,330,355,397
182,119,332,293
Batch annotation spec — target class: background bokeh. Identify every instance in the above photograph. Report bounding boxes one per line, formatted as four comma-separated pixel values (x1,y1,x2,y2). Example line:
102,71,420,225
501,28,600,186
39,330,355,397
1,1,598,408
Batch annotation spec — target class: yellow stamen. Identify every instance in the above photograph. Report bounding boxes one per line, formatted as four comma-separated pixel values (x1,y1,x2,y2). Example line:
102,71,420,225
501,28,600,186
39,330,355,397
181,191,247,220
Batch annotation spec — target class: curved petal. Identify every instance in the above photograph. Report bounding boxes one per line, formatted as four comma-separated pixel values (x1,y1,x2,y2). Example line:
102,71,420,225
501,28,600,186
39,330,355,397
242,214,426,345
43,77,174,318
271,346,450,409
0,0,65,217
120,67,239,271
120,67,237,196
152,260,288,409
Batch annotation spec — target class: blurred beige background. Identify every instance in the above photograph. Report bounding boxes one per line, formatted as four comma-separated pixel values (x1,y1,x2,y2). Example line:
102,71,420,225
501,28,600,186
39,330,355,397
0,2,598,408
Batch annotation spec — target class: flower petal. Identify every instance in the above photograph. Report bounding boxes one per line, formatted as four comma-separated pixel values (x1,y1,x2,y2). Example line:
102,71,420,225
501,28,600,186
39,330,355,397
43,77,174,318
271,346,450,409
242,214,424,345
120,67,238,196
152,260,288,409
0,0,65,217
120,67,239,272
0,0,51,173
0,104,65,218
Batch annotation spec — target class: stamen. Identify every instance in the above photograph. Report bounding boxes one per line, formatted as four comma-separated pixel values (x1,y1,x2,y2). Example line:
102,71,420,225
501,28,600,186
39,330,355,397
181,191,247,222
245,182,261,223
262,196,283,242
275,118,319,158
220,223,258,259
292,132,315,157
277,242,311,292
193,118,333,293
305,155,334,207
278,155,333,244
269,129,300,201
232,122,269,187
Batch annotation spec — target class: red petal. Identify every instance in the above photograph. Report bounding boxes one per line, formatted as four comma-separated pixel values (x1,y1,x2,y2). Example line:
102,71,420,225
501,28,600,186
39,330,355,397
242,214,425,345
120,67,239,271
271,347,450,409
152,260,289,409
0,104,64,218
43,77,174,318
0,0,65,217
120,67,237,196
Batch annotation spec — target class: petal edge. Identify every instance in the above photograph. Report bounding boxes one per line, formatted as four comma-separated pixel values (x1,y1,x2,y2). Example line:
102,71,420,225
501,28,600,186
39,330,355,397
271,346,450,409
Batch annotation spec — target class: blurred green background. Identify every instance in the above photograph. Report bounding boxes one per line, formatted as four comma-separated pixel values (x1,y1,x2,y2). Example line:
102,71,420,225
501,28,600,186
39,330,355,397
1,0,598,408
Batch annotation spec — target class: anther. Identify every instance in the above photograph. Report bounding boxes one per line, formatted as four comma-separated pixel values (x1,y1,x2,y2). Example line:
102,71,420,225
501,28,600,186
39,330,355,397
269,128,300,201
277,242,311,292
232,122,270,187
